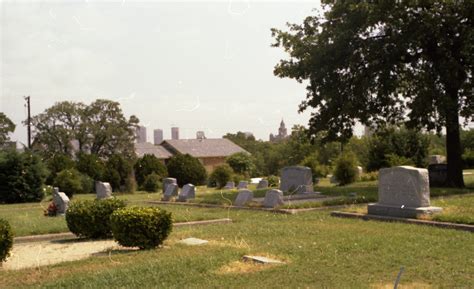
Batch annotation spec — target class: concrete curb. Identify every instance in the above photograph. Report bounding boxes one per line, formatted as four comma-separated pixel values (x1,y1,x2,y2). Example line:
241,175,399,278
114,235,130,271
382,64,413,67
147,200,347,215
331,211,474,232
14,218,233,244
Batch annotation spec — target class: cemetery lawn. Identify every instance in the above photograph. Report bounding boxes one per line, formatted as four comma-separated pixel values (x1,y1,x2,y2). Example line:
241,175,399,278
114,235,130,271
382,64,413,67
342,193,474,225
1,207,473,288
0,193,233,237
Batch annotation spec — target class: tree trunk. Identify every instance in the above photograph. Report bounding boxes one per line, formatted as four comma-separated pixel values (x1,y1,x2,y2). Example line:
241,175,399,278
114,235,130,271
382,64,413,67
444,105,465,188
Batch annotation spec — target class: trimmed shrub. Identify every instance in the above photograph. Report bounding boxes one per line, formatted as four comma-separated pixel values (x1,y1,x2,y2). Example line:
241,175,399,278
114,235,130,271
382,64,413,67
334,152,358,186
66,198,126,239
110,207,172,249
0,218,13,262
53,169,83,198
462,149,474,168
0,150,48,204
143,173,161,192
267,175,279,187
301,153,330,182
209,164,234,188
167,154,207,187
134,154,168,188
360,171,379,182
80,174,95,194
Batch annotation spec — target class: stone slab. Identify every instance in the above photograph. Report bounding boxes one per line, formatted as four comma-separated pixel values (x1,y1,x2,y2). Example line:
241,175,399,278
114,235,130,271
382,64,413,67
223,181,235,189
257,179,269,189
162,183,178,201
428,164,448,187
52,189,69,214
178,238,209,246
95,182,112,199
237,181,248,189
233,190,253,206
263,189,284,208
242,255,284,264
367,203,442,218
163,178,177,193
280,166,313,194
178,183,195,202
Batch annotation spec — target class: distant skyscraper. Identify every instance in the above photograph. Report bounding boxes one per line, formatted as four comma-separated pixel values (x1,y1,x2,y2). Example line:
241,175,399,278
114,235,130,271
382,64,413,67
196,131,206,140
136,126,147,143
154,129,163,144
269,119,288,142
171,127,179,140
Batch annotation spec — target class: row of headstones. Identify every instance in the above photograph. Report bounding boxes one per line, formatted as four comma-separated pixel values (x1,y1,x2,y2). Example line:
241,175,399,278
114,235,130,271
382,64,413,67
233,189,284,208
162,178,195,202
223,179,269,190
52,181,114,215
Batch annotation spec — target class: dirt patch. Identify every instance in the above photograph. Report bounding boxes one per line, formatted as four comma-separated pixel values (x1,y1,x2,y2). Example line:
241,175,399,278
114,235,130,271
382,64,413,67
216,261,274,274
3,238,137,270
371,282,433,289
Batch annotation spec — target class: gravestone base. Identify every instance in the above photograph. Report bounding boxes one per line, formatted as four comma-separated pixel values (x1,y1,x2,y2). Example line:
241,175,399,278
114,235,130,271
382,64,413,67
368,203,443,218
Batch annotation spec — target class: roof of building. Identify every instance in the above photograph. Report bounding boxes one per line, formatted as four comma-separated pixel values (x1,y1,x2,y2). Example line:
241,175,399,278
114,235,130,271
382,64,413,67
135,142,173,159
162,138,248,158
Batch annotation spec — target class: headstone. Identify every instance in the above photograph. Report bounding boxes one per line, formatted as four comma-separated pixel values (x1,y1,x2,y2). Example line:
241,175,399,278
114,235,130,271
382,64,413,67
178,238,208,246
237,181,248,189
257,179,269,189
163,178,177,193
356,166,363,178
367,166,442,218
162,183,179,201
280,166,313,194
52,187,70,215
95,181,113,199
223,181,235,189
233,189,253,206
263,189,284,208
242,255,284,264
429,155,446,165
178,184,195,202
428,164,448,187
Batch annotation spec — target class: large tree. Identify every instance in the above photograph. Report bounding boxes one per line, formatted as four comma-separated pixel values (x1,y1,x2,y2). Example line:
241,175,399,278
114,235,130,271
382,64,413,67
31,99,139,159
272,0,473,187
0,113,16,146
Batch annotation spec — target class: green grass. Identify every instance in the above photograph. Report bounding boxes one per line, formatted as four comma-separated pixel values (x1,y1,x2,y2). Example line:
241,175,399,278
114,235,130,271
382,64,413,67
1,207,473,288
0,192,231,237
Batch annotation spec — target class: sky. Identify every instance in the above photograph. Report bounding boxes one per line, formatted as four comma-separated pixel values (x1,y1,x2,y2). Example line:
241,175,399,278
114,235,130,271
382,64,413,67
1,0,367,144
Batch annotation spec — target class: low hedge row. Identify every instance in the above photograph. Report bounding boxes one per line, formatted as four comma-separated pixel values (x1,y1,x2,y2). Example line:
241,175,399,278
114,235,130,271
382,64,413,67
0,218,13,263
65,199,172,249
66,199,126,238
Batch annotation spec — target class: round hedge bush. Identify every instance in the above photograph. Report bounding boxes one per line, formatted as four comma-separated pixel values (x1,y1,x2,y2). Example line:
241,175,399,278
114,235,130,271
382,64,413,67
143,173,161,192
334,152,358,186
209,164,234,188
110,207,172,249
0,218,13,263
66,198,126,239
166,154,207,187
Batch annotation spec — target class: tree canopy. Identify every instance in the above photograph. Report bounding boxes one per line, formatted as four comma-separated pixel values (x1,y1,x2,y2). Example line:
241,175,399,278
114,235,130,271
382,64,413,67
0,113,15,146
272,0,473,187
31,99,139,159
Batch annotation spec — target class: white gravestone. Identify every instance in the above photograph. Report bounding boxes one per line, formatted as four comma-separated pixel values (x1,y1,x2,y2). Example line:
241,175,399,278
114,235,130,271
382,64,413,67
162,183,179,201
234,189,254,206
263,189,284,208
367,166,442,218
96,182,113,199
237,181,248,189
178,184,195,202
280,166,313,194
53,187,70,215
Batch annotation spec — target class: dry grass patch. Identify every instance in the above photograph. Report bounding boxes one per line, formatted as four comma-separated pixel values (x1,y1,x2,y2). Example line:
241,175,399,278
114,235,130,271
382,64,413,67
371,281,433,289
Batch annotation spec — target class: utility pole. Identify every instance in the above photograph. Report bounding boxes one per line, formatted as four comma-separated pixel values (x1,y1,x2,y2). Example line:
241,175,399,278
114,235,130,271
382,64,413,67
24,96,31,148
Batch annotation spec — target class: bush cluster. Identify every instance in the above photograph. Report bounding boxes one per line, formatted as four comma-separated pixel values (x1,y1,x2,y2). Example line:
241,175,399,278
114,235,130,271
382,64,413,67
167,154,207,187
110,207,172,249
359,171,378,182
334,152,358,186
209,164,234,188
267,175,280,187
143,173,161,192
0,218,13,263
134,154,168,189
0,150,48,203
66,198,126,238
